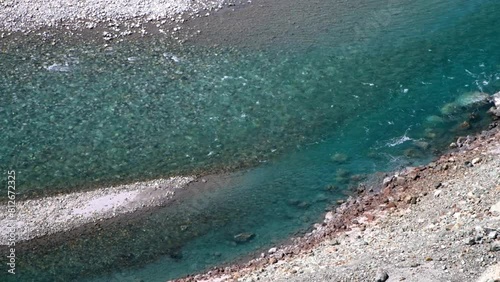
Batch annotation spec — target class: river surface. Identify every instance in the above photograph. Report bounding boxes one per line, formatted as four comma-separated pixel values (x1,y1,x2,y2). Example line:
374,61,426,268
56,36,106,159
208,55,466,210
1,0,499,281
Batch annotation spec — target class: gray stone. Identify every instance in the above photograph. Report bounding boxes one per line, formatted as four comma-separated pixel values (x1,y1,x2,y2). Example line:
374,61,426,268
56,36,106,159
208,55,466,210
464,237,476,246
414,141,431,150
490,242,500,252
491,201,500,213
233,232,255,244
491,91,500,107
331,153,349,164
395,176,406,185
488,106,500,118
472,158,482,165
455,91,489,107
374,269,389,282
383,176,393,186
405,195,418,205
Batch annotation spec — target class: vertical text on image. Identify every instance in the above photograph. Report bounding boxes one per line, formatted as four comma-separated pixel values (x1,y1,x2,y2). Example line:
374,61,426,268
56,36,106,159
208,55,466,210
6,170,16,275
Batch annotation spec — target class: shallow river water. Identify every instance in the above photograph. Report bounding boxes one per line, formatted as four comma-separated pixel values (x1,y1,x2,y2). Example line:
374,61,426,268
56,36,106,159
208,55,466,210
1,0,499,281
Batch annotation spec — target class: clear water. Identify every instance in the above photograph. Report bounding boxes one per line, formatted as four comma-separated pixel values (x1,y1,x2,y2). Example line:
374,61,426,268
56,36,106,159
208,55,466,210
1,0,499,281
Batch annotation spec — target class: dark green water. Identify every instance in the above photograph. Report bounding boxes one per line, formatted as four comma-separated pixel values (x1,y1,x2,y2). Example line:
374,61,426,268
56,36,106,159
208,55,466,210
1,0,500,281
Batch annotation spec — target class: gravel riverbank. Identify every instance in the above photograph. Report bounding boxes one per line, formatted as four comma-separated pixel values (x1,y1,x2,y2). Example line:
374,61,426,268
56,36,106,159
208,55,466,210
176,94,500,282
0,176,194,245
0,0,225,32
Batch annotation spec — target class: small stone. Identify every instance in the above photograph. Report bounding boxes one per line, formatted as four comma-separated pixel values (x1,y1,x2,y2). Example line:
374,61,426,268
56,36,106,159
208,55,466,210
233,232,255,244
490,242,500,252
374,269,389,282
331,153,349,164
459,121,471,130
492,91,500,107
325,184,338,191
383,176,393,186
471,157,482,165
488,106,500,118
394,176,406,185
449,142,458,149
491,201,500,213
386,202,397,209
488,231,497,239
269,257,278,264
414,141,430,150
330,240,340,246
325,211,334,221
464,237,476,246
405,195,418,204
297,201,310,209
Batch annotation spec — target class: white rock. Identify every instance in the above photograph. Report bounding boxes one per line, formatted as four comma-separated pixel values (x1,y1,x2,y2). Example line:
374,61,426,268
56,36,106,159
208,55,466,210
455,91,489,107
476,263,500,282
492,91,500,107
491,201,500,214
471,158,482,165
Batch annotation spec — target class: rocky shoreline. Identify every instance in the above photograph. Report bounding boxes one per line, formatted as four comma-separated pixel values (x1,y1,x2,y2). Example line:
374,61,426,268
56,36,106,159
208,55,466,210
0,0,225,32
0,0,252,46
174,94,500,281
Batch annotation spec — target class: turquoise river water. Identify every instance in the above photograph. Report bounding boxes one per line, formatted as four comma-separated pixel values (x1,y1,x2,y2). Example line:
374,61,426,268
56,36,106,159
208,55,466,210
1,0,500,281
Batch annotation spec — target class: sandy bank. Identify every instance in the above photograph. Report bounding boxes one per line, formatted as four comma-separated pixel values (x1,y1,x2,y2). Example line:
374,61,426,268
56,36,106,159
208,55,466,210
0,176,194,245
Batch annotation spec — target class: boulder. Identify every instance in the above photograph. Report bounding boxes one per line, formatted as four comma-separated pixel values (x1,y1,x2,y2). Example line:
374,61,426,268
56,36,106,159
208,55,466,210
425,115,445,124
413,140,430,150
455,91,489,107
331,153,349,164
488,106,500,118
440,102,459,115
491,91,500,107
441,92,489,115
